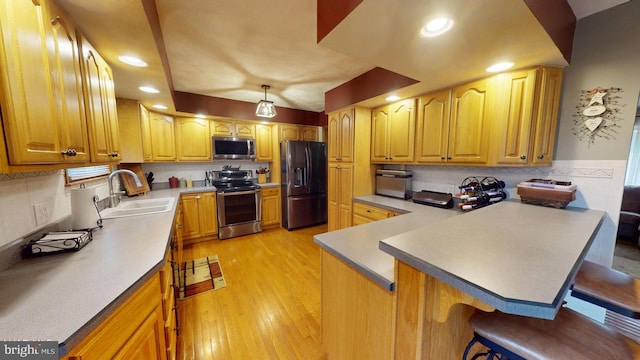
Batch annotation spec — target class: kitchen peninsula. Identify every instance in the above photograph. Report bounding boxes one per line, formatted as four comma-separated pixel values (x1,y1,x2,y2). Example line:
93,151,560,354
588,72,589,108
314,197,604,359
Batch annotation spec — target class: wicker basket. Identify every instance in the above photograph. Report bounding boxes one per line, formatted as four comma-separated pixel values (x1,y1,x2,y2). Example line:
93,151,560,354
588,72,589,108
517,186,576,209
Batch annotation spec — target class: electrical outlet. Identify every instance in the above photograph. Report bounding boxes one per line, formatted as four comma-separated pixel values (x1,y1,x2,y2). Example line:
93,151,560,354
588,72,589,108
34,202,51,226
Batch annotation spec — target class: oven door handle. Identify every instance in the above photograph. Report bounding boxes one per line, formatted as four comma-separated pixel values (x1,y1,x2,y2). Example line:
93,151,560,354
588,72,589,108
218,189,260,196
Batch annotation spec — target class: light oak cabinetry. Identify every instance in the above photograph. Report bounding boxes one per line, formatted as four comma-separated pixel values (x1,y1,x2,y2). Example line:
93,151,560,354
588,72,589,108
175,117,211,161
255,124,274,161
212,120,255,138
352,202,403,226
280,124,319,141
148,112,176,161
326,107,373,231
79,35,121,163
0,0,89,165
261,187,281,228
371,98,416,163
416,78,493,164
62,273,167,359
181,192,217,243
491,66,563,166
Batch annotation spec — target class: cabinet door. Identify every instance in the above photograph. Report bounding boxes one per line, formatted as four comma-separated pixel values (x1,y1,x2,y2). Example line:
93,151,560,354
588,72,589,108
48,2,89,163
102,62,121,161
415,89,451,163
338,164,353,230
113,306,166,360
211,120,234,137
262,188,280,227
140,105,153,161
327,163,339,232
387,99,415,162
0,0,64,164
280,124,300,141
181,194,201,240
448,78,491,164
149,112,176,161
493,69,536,165
370,107,390,162
235,123,255,138
328,109,354,162
530,67,563,166
175,118,211,161
255,124,273,161
198,192,218,237
300,126,318,141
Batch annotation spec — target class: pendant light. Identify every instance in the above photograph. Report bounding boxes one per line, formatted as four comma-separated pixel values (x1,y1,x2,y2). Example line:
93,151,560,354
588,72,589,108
256,85,277,118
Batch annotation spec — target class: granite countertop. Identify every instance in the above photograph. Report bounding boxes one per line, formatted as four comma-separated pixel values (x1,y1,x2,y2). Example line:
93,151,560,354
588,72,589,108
0,188,196,354
314,196,605,320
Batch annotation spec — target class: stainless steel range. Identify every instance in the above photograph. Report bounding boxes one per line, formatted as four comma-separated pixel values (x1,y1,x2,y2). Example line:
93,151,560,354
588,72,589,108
211,168,262,239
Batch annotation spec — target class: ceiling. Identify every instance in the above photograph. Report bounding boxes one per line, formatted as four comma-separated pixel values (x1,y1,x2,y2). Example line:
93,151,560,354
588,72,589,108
55,0,629,117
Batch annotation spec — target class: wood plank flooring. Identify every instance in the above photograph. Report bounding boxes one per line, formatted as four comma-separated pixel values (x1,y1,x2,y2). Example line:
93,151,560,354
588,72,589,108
177,225,328,360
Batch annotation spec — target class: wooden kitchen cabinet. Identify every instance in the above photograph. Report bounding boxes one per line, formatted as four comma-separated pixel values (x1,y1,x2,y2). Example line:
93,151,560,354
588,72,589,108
491,66,563,166
181,192,217,243
280,124,319,142
212,120,255,138
415,78,493,164
300,126,319,141
371,98,416,163
62,273,166,360
148,111,176,161
327,108,354,162
175,117,211,161
352,202,403,226
328,163,353,231
255,124,274,161
79,35,121,163
261,187,281,228
0,0,89,165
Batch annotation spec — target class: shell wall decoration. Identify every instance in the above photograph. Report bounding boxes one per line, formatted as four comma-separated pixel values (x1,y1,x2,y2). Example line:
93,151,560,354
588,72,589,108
572,87,625,145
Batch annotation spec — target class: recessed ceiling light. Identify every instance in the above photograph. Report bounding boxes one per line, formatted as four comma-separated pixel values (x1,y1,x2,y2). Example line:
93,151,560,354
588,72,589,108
195,114,206,119
420,17,454,38
118,55,148,67
385,95,401,102
138,86,159,94
486,62,514,73
152,104,167,110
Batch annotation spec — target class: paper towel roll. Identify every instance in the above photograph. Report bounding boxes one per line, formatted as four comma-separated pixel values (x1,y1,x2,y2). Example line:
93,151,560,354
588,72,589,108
71,186,100,230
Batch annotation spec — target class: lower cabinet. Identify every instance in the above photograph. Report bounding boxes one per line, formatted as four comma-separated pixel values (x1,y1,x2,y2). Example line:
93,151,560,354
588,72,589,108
261,187,281,228
62,272,168,359
352,202,403,226
181,192,217,244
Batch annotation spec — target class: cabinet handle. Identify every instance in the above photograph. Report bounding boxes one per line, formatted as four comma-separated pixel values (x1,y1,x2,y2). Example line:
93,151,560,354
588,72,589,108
520,155,527,160
336,157,341,161
108,152,119,157
196,195,201,199
537,154,544,160
447,157,452,160
441,157,445,160
61,148,77,156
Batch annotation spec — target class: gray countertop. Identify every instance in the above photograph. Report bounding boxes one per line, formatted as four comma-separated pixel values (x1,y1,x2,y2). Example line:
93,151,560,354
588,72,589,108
314,196,604,320
0,187,208,353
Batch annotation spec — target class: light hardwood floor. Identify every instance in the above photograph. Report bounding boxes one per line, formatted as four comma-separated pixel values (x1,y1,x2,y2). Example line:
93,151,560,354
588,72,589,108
177,224,329,360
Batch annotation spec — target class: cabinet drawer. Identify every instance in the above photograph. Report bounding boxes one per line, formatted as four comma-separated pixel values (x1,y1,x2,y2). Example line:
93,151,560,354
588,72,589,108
162,285,175,321
352,202,390,221
262,187,279,197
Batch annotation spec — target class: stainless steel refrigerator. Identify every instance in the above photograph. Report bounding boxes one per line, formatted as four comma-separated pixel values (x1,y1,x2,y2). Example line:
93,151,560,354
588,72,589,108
281,140,327,230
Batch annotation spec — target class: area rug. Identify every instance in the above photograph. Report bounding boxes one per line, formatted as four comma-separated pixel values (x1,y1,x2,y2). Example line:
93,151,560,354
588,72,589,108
176,255,226,299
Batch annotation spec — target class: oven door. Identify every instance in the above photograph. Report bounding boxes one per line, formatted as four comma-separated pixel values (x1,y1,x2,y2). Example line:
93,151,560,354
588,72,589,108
216,189,262,239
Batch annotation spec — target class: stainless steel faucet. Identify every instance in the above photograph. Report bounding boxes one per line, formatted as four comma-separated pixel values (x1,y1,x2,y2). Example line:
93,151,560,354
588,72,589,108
108,169,142,208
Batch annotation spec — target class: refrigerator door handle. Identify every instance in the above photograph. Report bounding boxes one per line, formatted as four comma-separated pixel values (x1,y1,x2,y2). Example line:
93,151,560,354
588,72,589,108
305,145,311,187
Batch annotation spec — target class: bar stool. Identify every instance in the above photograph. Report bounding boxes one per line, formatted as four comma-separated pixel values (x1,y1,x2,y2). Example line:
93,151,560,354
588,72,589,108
463,260,640,359
571,260,640,318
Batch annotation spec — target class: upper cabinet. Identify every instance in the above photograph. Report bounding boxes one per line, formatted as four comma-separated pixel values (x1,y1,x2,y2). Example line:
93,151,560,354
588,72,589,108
280,124,319,142
415,79,493,164
327,108,354,162
148,111,176,161
371,98,416,163
490,66,563,166
79,35,121,163
212,120,255,138
0,0,89,164
175,117,211,161
255,124,274,162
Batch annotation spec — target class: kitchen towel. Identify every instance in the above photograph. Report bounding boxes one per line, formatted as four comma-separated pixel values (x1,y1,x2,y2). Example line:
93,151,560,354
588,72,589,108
70,186,101,230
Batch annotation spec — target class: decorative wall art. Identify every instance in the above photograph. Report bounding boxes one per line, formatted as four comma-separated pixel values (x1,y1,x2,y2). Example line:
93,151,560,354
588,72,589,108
572,87,625,145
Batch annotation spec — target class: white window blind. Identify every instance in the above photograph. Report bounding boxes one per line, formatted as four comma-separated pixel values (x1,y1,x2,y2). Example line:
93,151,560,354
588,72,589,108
66,165,111,182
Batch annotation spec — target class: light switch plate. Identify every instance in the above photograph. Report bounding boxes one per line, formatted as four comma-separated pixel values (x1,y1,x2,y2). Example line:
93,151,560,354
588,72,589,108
34,201,51,226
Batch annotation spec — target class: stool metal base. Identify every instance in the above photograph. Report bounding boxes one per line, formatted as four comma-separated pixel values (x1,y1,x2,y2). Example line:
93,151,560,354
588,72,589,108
463,334,525,360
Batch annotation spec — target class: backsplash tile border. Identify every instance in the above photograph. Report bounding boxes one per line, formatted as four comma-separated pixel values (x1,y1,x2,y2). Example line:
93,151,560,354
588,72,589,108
0,169,63,181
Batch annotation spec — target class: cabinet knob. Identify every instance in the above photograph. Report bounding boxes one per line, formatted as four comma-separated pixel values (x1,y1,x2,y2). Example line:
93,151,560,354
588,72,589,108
537,154,544,160
196,195,201,199
441,157,445,160
520,155,527,160
61,148,77,156
336,157,342,161
447,157,452,160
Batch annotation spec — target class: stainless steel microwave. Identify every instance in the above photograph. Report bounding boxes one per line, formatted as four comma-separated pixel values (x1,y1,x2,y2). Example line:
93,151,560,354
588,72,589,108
212,137,256,160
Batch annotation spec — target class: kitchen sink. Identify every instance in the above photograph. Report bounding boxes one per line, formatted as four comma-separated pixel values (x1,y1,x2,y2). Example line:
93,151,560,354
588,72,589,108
100,197,175,219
